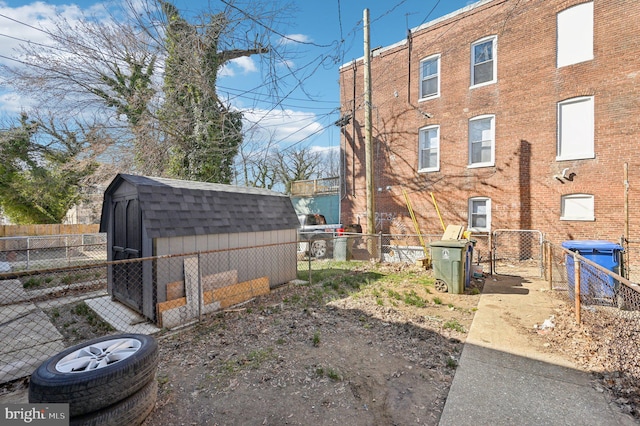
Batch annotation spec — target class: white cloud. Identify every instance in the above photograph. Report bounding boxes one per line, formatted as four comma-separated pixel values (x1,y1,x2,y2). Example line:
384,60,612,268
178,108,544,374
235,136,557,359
242,108,324,145
281,33,311,45
219,56,258,77
0,91,30,114
310,145,339,154
0,1,111,118
0,2,97,64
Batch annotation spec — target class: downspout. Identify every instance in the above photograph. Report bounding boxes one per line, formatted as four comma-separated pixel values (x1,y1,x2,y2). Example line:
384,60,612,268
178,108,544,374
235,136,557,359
407,29,412,103
352,63,357,197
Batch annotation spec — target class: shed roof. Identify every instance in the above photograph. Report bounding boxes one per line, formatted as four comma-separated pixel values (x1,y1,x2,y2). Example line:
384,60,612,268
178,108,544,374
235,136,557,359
100,174,300,239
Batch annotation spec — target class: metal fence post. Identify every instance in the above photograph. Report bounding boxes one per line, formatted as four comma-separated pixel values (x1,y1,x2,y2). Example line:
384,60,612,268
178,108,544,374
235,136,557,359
308,239,312,285
26,236,30,270
546,242,553,290
574,256,581,325
197,252,202,322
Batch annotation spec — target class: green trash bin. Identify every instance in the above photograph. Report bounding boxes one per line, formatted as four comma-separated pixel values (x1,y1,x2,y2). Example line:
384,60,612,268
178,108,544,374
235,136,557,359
429,239,472,294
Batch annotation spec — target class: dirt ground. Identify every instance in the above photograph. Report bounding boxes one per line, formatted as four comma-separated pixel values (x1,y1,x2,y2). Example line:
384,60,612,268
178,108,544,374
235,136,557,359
1,261,637,424
143,262,482,426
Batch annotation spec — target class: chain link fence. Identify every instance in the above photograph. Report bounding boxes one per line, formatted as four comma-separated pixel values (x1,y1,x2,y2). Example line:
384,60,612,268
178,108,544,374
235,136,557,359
492,230,543,277
0,229,550,387
0,234,106,272
546,242,640,312
0,241,299,385
545,241,640,412
622,239,640,283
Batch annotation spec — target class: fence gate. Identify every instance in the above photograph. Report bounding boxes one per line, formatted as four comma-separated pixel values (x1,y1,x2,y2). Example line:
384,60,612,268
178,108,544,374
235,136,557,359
492,229,543,277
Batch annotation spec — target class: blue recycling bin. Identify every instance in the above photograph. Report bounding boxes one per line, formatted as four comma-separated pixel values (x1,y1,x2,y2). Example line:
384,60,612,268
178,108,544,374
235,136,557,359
561,240,623,302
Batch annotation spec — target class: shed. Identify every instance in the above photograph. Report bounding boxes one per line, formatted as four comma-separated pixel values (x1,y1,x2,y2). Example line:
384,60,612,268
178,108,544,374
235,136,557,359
99,174,300,324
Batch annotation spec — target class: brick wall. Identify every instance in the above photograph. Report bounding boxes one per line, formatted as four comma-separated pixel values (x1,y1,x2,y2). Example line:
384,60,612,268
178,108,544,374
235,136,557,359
339,0,640,245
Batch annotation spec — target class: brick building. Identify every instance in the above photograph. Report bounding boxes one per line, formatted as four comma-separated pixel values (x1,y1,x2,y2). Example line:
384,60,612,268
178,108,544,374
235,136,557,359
338,0,640,258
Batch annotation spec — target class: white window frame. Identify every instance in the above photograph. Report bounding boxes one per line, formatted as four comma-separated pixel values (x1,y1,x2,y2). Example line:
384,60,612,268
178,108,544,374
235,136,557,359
418,125,440,172
561,194,595,221
557,96,595,161
557,2,594,68
470,36,497,88
419,54,440,100
469,197,491,232
468,114,495,168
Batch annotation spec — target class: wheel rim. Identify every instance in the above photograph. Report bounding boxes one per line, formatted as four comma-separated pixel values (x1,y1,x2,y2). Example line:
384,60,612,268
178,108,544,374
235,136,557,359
435,280,448,293
311,241,327,257
55,338,142,373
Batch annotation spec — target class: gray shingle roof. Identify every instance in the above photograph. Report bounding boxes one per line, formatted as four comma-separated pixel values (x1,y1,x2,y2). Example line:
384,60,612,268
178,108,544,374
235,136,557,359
100,174,300,239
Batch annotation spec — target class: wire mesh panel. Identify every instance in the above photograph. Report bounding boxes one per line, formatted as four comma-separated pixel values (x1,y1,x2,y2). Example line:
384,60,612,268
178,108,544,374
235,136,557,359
493,230,543,277
0,241,300,385
622,239,640,283
550,245,640,311
0,264,109,385
0,234,106,271
381,234,431,264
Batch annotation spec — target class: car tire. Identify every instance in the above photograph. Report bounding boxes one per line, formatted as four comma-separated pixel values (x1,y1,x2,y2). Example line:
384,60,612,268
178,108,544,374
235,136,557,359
29,334,158,418
69,378,157,426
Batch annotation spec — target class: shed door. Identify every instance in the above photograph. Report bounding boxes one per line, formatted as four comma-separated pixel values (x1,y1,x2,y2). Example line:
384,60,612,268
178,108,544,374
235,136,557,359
112,198,143,312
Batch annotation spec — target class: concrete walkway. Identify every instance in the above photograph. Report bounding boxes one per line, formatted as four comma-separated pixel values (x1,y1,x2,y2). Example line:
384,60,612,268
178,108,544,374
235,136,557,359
439,274,637,425
0,279,159,385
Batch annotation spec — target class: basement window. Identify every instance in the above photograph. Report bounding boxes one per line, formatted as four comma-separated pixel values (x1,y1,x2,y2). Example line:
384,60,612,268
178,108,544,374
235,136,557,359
469,197,491,232
561,194,595,221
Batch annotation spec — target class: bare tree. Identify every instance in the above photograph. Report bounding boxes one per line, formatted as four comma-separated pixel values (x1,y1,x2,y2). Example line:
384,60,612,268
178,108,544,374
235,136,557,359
275,146,322,194
2,0,294,181
316,146,340,178
235,127,279,189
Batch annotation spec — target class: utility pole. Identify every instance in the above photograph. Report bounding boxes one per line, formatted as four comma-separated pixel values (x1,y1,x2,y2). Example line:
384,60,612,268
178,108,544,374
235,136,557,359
363,8,377,259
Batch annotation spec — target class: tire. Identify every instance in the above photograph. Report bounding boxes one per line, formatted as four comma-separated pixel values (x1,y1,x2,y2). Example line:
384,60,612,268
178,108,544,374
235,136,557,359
70,379,157,426
29,334,158,418
310,240,327,258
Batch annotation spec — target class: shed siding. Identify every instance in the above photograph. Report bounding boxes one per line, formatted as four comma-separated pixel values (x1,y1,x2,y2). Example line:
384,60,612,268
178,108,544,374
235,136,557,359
101,174,299,322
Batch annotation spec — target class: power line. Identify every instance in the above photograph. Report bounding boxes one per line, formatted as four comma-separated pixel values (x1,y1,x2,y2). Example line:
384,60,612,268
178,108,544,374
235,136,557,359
419,0,442,26
219,0,337,49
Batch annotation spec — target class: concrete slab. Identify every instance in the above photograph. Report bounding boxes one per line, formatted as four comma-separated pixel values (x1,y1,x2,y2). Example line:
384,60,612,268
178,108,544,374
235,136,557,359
85,296,160,335
0,279,29,305
440,344,627,426
439,274,637,426
0,279,158,386
0,305,64,383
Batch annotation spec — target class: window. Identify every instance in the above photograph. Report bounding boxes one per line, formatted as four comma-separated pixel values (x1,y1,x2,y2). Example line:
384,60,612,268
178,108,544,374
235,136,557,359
469,197,491,232
420,55,440,99
471,36,496,87
468,115,495,167
418,125,439,172
561,194,594,221
557,2,593,68
557,96,594,161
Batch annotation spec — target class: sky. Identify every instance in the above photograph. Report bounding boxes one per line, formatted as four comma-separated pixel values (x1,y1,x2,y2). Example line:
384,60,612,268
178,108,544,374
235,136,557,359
0,0,475,155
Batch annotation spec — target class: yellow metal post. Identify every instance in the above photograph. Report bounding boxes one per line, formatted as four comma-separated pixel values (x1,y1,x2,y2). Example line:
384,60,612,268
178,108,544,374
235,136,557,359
430,192,446,232
402,189,428,259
